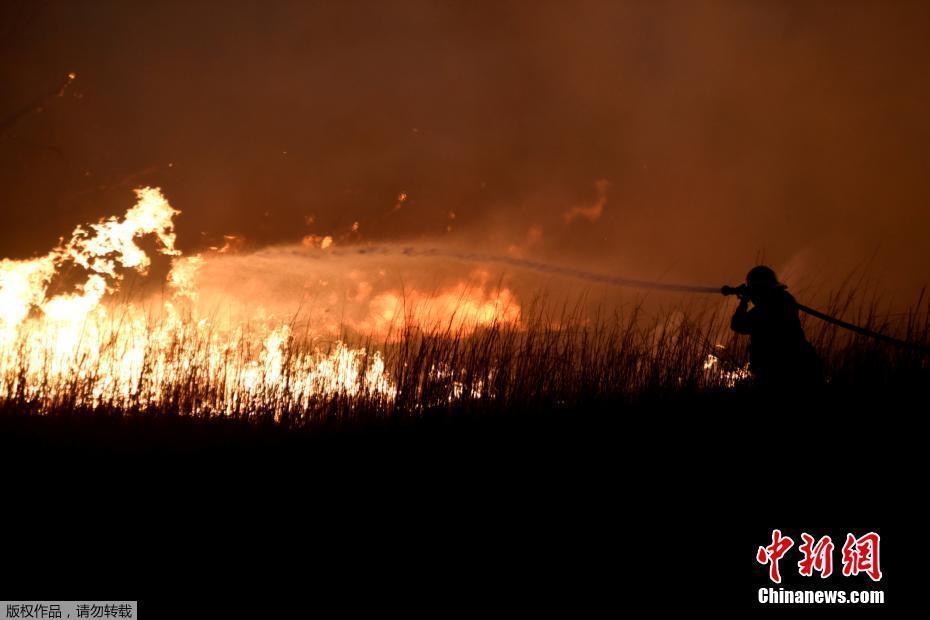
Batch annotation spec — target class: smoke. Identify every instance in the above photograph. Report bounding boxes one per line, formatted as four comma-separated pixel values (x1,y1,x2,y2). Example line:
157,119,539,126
2,1,930,306
174,242,526,340
562,179,610,224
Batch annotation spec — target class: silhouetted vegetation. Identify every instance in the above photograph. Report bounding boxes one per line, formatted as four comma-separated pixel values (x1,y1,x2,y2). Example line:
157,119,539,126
2,287,927,429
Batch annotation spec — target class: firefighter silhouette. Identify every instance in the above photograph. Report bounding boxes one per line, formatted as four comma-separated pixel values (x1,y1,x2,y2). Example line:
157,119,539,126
726,266,822,388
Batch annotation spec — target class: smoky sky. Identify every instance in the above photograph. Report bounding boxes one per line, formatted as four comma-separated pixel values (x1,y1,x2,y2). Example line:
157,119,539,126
2,0,929,302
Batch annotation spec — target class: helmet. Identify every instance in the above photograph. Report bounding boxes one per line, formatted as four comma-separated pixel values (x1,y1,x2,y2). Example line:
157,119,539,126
745,265,781,289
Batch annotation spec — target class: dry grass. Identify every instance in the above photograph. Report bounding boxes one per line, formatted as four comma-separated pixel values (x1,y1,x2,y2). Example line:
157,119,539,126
2,284,926,428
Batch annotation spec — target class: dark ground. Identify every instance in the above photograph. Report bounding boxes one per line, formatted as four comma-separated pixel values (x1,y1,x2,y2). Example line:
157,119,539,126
0,388,917,614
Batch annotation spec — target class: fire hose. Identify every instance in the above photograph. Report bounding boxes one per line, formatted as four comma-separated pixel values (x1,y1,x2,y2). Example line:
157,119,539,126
720,284,930,355
381,246,930,356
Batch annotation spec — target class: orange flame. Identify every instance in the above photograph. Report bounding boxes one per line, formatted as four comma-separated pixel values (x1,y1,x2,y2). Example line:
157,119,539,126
0,187,522,416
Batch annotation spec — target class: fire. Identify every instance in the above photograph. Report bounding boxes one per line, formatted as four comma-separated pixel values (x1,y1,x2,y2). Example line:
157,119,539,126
702,353,750,387
353,281,521,338
0,188,401,417
63,186,180,277
167,255,203,300
0,256,56,336
0,187,522,418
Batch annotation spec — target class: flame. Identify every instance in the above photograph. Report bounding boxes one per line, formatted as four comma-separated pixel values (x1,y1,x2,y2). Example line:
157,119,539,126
0,256,57,337
702,353,750,387
64,186,180,277
0,188,402,417
167,255,203,300
0,187,525,418
301,234,333,249
356,283,520,337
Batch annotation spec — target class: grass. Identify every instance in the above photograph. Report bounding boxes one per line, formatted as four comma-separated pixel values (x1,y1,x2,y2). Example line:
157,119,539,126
1,284,927,430
3,285,921,613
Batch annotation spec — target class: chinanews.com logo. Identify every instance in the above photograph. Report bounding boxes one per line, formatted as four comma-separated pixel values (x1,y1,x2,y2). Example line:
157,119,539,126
754,529,885,606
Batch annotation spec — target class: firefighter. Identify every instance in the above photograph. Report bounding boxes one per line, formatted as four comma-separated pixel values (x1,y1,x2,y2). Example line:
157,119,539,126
724,266,822,388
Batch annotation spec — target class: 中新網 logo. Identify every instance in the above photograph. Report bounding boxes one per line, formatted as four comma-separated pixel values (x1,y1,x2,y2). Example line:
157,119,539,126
756,529,881,583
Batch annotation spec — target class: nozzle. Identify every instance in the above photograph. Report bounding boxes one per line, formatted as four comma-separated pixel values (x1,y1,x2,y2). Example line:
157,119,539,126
721,285,747,297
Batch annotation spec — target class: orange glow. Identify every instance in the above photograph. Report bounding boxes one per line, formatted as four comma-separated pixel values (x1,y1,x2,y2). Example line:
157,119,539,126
0,188,522,416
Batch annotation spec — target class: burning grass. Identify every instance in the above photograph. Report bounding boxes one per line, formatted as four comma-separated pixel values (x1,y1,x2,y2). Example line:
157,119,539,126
1,187,927,427
1,294,927,427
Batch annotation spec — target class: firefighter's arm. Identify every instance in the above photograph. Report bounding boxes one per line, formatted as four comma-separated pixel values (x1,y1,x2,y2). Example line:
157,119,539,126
730,298,753,334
